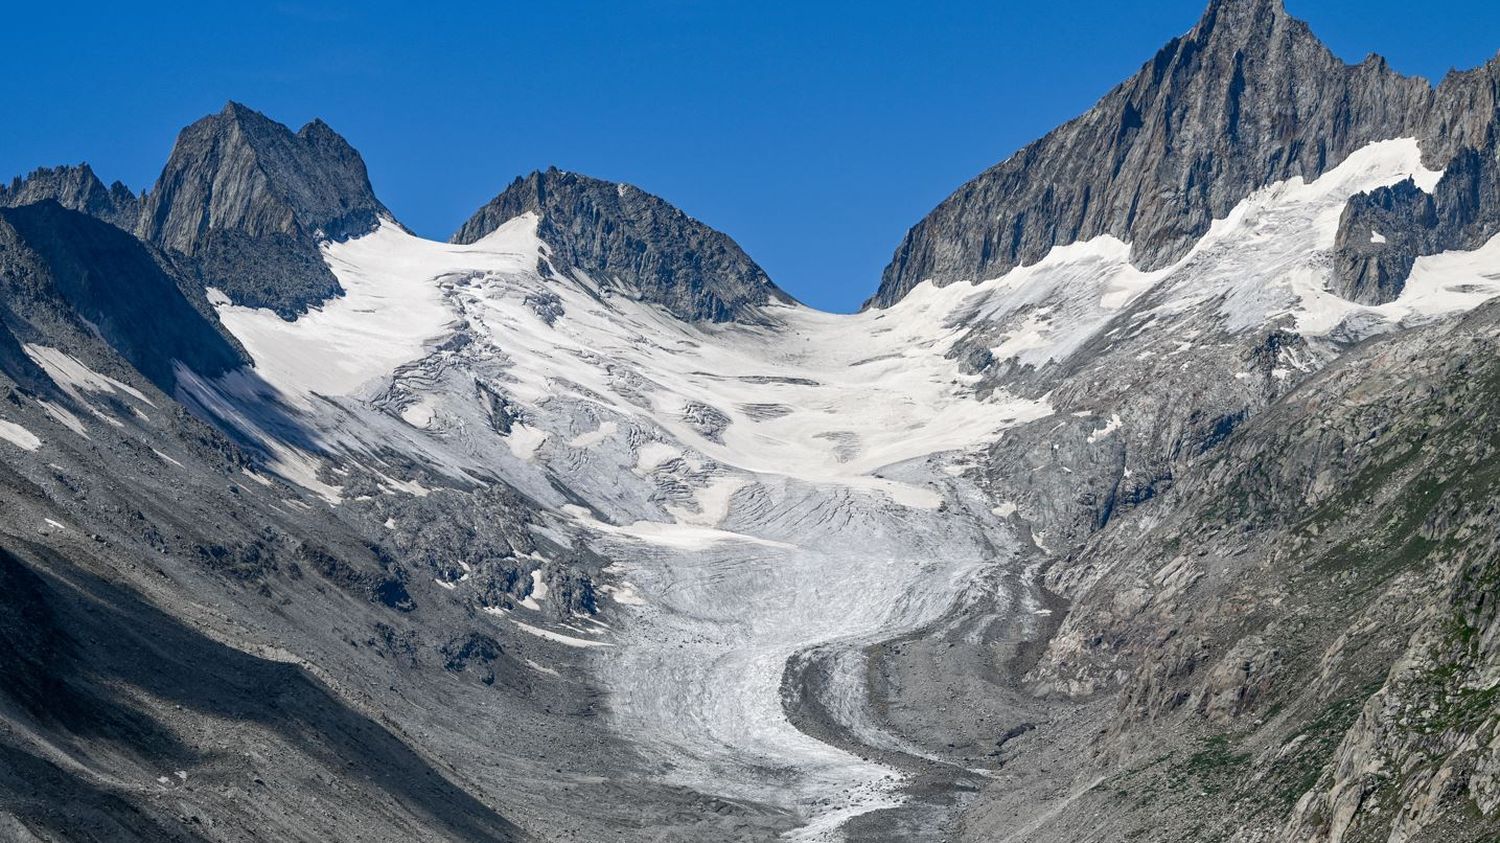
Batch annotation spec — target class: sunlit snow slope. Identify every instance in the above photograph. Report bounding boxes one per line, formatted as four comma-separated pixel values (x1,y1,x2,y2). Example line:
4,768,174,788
194,138,1500,839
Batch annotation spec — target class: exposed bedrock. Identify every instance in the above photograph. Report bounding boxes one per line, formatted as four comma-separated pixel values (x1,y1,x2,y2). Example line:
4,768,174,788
872,0,1500,308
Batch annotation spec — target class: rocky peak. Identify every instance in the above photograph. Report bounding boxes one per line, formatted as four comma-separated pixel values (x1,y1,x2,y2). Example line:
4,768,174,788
140,101,388,252
1195,0,1286,33
870,0,1437,307
137,102,390,319
0,163,140,231
452,167,792,323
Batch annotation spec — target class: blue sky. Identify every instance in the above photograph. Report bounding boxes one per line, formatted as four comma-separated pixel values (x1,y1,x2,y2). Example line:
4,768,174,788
2,1,1496,311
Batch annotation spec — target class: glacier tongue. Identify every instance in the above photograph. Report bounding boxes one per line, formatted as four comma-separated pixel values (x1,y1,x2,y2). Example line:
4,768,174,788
195,138,1500,838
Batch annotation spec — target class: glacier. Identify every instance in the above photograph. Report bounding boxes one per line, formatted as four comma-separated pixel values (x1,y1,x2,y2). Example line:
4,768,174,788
186,138,1500,839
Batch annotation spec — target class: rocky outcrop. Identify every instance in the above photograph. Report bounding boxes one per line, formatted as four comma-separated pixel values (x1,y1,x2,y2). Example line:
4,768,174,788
1331,132,1500,304
0,163,139,231
1328,178,1437,305
138,102,390,319
453,167,792,323
872,0,1500,308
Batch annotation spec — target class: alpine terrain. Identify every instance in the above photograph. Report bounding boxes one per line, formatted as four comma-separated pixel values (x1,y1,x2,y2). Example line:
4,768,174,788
2,1,1499,840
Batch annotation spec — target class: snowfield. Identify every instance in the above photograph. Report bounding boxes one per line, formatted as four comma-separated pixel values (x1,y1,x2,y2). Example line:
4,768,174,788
189,138,1500,840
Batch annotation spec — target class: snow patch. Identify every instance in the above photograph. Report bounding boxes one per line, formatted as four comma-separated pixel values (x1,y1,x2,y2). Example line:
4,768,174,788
506,424,549,460
0,419,41,451
1086,413,1122,444
520,569,549,611
24,344,155,407
635,441,681,472
525,658,561,677
400,398,437,428
505,617,612,649
39,401,88,437
603,582,647,606
214,215,543,400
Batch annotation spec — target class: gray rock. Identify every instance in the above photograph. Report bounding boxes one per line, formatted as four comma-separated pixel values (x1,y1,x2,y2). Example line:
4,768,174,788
872,0,1498,308
0,201,246,391
1329,178,1435,304
1332,133,1500,303
452,167,793,323
138,102,390,319
0,163,140,231
991,303,1500,843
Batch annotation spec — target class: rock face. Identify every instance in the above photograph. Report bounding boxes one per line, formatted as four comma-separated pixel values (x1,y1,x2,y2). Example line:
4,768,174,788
0,164,139,231
964,304,1500,843
871,0,1500,307
452,167,792,323
0,201,246,391
138,102,390,319
1332,133,1500,304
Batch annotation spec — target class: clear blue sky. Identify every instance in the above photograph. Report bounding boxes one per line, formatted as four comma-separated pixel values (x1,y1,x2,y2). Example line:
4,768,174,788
2,1,1495,311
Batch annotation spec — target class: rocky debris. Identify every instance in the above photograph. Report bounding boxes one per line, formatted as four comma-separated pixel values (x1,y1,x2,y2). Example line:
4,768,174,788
138,102,390,319
0,540,523,842
358,484,603,620
452,167,794,323
440,632,506,685
872,0,1500,308
375,486,532,579
0,163,140,230
541,564,600,618
291,539,414,611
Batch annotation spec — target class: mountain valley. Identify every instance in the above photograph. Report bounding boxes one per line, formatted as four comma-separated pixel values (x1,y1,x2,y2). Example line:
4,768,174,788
1,1,1498,841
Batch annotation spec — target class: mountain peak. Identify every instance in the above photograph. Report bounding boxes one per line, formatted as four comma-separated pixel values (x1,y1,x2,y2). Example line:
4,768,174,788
138,104,390,319
453,169,793,323
142,103,389,252
220,99,255,116
297,116,336,138
870,0,1447,307
211,100,293,141
1200,0,1286,24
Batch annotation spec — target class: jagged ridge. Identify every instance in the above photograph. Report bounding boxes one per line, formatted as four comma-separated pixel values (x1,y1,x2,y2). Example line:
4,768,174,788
872,0,1500,308
0,163,139,231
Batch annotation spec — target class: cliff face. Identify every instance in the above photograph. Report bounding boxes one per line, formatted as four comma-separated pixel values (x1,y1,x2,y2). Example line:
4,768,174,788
872,0,1500,308
1332,131,1500,304
453,167,792,323
137,103,390,319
